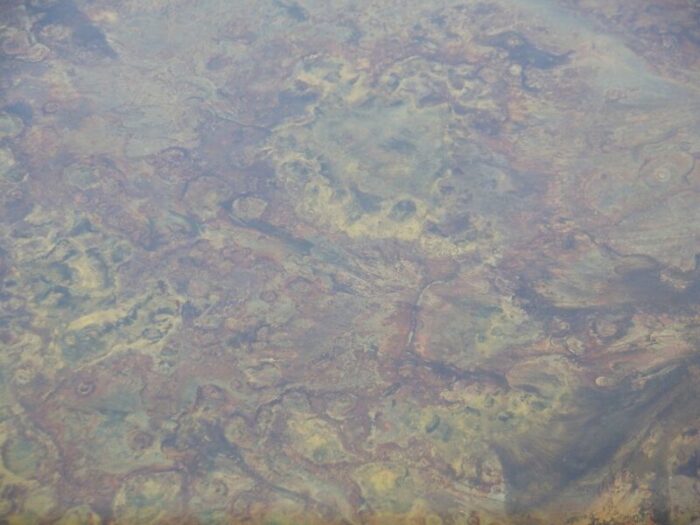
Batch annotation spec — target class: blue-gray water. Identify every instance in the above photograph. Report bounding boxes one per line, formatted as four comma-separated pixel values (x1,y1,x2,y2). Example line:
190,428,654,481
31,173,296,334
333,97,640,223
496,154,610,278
1,0,700,523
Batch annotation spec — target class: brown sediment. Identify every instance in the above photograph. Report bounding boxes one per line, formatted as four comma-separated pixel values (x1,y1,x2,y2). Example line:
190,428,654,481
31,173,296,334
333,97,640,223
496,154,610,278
0,0,699,523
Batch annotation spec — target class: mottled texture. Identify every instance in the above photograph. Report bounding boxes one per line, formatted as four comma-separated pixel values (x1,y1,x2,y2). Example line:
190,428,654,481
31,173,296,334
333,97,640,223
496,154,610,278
1,0,700,523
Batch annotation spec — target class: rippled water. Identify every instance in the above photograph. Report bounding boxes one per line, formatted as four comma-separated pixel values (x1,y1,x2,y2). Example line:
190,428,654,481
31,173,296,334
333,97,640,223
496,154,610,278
1,0,700,523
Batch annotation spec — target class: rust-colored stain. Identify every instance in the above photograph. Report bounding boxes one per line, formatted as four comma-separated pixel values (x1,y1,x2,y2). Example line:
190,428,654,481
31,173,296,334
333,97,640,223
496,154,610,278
1,0,700,523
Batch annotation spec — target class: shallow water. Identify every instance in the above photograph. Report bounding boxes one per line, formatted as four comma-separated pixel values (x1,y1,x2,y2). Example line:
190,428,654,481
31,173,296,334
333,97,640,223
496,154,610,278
1,0,700,523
